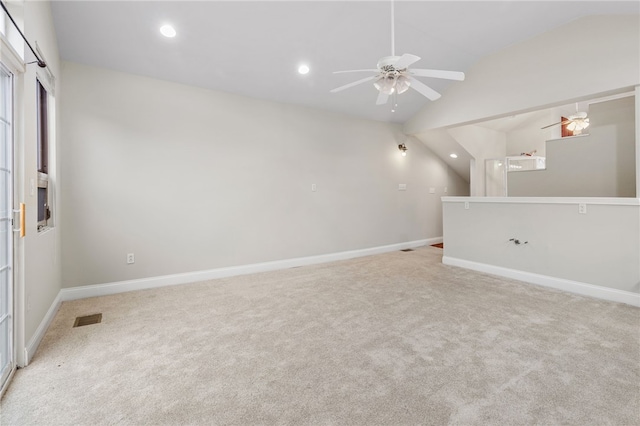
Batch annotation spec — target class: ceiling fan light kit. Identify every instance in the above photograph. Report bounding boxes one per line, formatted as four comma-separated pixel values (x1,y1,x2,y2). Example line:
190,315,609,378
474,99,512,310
395,77,411,95
373,74,398,95
541,105,590,135
566,112,590,133
330,0,464,107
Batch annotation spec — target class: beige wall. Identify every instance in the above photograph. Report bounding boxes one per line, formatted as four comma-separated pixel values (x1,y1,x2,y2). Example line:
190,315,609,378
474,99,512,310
447,125,506,196
443,199,640,294
60,62,467,288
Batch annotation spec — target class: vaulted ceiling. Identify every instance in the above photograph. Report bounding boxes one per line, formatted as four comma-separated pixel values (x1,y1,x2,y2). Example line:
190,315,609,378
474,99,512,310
51,1,639,124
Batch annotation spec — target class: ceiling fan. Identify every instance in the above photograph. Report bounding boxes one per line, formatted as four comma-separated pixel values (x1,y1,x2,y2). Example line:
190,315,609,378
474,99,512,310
541,104,590,134
330,0,465,107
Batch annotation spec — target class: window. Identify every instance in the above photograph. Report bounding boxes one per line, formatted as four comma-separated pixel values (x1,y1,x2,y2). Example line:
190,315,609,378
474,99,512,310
37,79,48,173
0,2,25,61
36,79,50,230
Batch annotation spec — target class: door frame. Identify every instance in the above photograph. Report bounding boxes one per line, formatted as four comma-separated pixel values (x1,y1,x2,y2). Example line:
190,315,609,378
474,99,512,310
0,36,26,397
0,58,15,397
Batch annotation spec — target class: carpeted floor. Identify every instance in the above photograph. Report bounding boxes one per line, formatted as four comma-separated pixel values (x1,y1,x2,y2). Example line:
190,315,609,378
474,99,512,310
1,247,639,425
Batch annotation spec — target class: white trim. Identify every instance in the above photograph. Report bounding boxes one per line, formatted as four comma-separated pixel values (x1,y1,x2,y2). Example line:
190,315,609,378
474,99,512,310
442,196,640,206
36,67,55,97
442,256,640,307
0,365,16,399
24,291,61,366
34,42,55,94
61,239,440,302
0,33,25,74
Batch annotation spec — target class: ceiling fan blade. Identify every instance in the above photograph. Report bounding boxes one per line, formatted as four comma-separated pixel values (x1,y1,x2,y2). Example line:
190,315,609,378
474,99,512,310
540,120,570,130
333,69,379,74
392,53,421,70
330,76,378,93
541,122,563,129
376,90,389,106
409,69,465,81
407,76,441,101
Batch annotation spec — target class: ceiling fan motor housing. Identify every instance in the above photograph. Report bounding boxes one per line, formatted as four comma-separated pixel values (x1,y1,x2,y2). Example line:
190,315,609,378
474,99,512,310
569,111,588,120
377,56,405,71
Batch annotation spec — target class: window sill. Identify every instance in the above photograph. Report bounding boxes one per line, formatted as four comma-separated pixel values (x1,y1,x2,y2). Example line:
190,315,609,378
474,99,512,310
37,226,54,235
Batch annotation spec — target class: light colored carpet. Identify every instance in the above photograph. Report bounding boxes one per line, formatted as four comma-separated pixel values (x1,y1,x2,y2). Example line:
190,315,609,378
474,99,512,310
1,247,639,425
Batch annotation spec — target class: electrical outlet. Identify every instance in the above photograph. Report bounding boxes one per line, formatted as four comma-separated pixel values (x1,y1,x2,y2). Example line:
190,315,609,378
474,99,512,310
398,184,407,191
464,201,470,210
429,187,436,194
311,183,316,192
127,253,135,264
578,203,587,214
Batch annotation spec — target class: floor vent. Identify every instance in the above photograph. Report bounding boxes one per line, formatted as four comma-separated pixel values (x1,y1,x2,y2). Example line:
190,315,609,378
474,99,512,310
73,313,102,328
400,249,414,252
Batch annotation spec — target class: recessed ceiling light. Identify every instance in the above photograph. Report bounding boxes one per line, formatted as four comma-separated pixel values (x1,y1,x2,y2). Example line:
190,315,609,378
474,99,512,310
450,153,458,158
160,25,176,38
298,64,310,75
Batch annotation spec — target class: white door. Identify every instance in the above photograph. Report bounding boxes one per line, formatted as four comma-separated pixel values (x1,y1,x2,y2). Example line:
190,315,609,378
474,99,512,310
0,63,15,392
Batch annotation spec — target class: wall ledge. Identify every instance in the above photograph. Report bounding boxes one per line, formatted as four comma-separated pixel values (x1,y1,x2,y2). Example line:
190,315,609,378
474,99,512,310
443,256,640,307
442,196,640,206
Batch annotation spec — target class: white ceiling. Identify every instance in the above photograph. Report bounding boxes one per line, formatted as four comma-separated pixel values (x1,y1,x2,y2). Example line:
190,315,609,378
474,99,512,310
50,1,639,124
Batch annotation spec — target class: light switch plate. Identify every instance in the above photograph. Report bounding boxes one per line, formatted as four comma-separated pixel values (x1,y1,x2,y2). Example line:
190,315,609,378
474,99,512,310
398,184,407,191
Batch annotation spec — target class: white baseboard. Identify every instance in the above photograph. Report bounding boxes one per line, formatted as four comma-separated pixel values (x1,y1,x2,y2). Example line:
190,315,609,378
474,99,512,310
442,256,640,307
60,238,440,302
24,291,62,366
